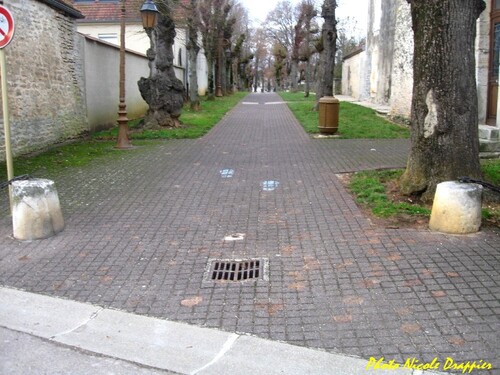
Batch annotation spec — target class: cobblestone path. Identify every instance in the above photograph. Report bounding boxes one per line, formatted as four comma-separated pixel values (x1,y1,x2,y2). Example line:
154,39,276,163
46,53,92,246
1,93,498,372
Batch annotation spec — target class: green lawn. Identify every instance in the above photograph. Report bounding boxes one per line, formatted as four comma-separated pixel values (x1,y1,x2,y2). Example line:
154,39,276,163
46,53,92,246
279,91,410,139
482,159,500,185
93,92,248,140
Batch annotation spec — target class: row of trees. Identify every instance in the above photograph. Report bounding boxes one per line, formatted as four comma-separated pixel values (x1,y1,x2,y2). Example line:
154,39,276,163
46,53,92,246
140,0,353,127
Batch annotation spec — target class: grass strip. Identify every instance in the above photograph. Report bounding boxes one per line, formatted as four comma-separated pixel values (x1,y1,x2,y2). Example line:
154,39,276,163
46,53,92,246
348,164,500,225
349,169,431,218
279,91,410,139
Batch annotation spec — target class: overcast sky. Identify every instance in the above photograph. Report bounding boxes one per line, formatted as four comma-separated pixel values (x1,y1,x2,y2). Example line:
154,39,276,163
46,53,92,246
238,0,368,37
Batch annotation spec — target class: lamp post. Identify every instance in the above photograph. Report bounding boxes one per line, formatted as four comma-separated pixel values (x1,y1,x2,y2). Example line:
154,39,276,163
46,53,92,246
140,0,159,77
140,0,159,29
115,0,132,149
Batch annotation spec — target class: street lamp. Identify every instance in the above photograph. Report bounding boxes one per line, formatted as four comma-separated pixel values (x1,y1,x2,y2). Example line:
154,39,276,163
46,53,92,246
115,0,132,149
140,0,159,29
140,0,159,77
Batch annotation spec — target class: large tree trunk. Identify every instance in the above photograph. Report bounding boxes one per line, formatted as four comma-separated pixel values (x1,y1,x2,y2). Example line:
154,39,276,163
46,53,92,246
314,47,325,109
314,0,336,110
138,9,185,129
206,53,215,100
318,0,336,98
187,41,200,111
400,0,485,200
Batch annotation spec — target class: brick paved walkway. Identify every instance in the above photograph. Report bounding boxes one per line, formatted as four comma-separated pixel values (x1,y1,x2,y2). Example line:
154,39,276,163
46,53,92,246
1,93,499,372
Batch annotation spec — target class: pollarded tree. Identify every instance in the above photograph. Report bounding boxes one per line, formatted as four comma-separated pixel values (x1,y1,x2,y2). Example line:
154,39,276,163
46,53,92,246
400,0,485,200
199,0,235,98
291,9,305,92
272,43,287,90
199,0,219,99
297,0,318,97
138,1,184,128
229,4,251,91
265,1,296,88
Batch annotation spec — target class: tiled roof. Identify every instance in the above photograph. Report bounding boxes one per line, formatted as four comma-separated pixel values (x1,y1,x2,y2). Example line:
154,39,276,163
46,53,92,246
73,0,189,23
39,0,84,19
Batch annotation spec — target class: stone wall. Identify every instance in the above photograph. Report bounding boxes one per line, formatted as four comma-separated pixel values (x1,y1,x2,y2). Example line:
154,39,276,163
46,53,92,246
357,0,491,121
476,1,491,124
0,0,87,160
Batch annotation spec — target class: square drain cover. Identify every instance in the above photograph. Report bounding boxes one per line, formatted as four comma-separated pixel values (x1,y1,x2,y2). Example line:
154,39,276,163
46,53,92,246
205,258,268,282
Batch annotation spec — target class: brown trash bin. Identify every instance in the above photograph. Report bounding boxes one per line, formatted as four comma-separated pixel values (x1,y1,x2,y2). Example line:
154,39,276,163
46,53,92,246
318,96,339,134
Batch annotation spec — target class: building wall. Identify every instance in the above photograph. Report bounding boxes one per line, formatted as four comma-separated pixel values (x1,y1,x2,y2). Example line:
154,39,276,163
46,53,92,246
389,1,413,118
77,23,208,96
476,1,491,123
342,50,365,100
0,0,87,160
355,0,491,121
78,23,150,54
80,34,149,131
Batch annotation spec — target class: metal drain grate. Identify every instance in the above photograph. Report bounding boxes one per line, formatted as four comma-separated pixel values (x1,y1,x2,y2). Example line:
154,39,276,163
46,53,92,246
205,258,268,282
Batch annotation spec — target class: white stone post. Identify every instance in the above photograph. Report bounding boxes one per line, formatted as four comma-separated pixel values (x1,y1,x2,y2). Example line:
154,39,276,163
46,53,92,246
429,181,483,234
12,179,65,240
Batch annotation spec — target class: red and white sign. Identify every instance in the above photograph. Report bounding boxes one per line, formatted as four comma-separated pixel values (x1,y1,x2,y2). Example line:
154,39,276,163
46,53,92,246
0,6,14,49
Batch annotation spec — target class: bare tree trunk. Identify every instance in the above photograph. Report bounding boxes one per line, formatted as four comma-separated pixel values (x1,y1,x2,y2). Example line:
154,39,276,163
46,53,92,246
138,8,184,128
254,55,259,92
215,32,224,97
290,61,298,92
400,0,485,200
318,0,336,98
187,0,200,111
187,43,200,110
305,59,311,97
314,52,324,110
207,55,215,100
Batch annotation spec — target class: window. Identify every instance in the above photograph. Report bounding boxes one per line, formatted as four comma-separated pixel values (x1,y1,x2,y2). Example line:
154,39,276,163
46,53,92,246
178,48,183,67
496,0,500,9
98,33,118,45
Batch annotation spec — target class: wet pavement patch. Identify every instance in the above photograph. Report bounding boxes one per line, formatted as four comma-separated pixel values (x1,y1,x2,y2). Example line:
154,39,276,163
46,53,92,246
261,180,279,191
219,169,234,178
204,258,269,283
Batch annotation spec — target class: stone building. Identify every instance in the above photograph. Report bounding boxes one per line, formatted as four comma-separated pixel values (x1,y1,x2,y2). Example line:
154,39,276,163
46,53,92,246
0,0,87,159
342,0,500,152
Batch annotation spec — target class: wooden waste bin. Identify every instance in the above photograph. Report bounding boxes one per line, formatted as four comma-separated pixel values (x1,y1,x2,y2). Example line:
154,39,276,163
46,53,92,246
318,96,339,134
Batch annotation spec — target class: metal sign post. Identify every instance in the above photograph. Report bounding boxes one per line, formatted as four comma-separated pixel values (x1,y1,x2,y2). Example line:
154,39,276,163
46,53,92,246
0,4,15,210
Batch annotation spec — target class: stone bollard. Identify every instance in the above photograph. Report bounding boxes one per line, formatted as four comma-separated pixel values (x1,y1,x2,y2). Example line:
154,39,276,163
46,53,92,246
11,179,65,240
429,181,483,234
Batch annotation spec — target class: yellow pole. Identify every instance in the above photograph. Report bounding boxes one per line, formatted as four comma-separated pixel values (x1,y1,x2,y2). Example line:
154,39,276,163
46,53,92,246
0,48,14,211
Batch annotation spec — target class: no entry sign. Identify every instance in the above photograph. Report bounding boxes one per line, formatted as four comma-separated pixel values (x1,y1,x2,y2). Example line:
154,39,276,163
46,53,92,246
0,5,14,49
